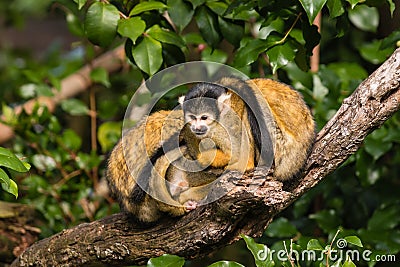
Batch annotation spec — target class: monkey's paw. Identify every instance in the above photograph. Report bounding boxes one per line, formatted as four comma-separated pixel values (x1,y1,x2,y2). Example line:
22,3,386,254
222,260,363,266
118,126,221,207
184,200,198,211
197,150,216,167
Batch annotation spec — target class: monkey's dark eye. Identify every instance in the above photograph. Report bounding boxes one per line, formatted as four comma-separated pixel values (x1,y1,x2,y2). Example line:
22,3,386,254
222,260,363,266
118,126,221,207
201,115,208,120
189,115,196,121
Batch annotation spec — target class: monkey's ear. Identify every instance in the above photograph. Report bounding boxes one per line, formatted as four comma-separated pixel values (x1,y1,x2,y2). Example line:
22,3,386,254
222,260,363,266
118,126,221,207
217,93,231,112
178,96,185,105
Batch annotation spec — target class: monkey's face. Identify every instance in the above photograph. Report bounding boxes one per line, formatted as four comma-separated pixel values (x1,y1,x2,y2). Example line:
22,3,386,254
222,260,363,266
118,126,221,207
185,112,216,138
180,94,228,139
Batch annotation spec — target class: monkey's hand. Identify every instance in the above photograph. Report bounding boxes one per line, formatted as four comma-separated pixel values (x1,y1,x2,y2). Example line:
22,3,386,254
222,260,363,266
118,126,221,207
197,149,230,168
184,200,198,211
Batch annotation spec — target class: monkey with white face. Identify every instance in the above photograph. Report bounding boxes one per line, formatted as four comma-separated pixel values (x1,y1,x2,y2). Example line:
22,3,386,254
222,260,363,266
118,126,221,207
179,93,231,138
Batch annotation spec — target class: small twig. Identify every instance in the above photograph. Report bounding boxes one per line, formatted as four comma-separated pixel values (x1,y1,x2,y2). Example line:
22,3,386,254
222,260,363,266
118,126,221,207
324,228,341,267
53,169,83,189
277,12,302,45
283,239,295,267
89,86,99,187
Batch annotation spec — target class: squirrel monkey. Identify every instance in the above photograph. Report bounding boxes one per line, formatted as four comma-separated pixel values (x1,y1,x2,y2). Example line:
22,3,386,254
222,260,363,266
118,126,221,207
106,77,315,223
179,77,315,180
178,81,255,174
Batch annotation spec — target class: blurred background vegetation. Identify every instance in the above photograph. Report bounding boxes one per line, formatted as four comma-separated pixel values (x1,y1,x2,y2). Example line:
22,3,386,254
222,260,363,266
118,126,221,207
0,0,399,266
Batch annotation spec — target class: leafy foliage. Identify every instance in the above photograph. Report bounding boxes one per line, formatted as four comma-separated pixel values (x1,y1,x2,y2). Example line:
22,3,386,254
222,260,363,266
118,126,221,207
0,147,30,198
0,0,399,265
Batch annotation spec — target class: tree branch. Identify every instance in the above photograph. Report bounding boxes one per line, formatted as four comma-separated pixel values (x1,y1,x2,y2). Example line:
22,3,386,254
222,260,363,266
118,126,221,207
11,48,400,267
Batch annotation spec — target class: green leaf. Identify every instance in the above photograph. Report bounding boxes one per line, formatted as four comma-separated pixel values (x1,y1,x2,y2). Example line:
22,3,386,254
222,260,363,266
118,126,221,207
206,1,228,16
147,254,184,267
195,6,222,48
60,99,89,116
326,0,345,18
0,170,18,198
302,23,321,55
48,116,62,133
36,84,54,97
380,29,400,49
147,25,185,47
367,204,400,231
0,147,30,172
208,261,245,267
218,17,244,48
348,5,379,33
299,0,328,24
73,0,87,10
7,179,18,198
61,129,82,151
326,62,367,90
76,151,103,171
309,209,341,232
0,168,11,187
84,2,120,47
346,0,363,9
90,67,111,88
66,12,84,37
265,217,298,238
266,42,296,73
167,0,194,32
19,83,35,99
273,42,298,66
188,0,205,9
260,17,285,39
307,239,324,250
31,154,57,171
364,129,393,160
294,45,309,72
19,83,53,98
312,74,329,101
2,104,17,125
98,122,122,153
344,236,363,247
130,1,167,16
284,62,313,90
233,39,275,67
355,150,381,186
201,47,227,63
387,0,395,16
364,138,392,161
343,257,356,267
359,40,394,64
183,32,205,44
136,92,152,106
22,69,41,83
331,259,343,267
117,17,146,44
241,234,275,267
132,36,163,75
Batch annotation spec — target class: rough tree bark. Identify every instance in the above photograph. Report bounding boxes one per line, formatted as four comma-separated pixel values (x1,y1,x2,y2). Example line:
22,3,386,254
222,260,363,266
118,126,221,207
0,202,40,264
11,48,400,267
